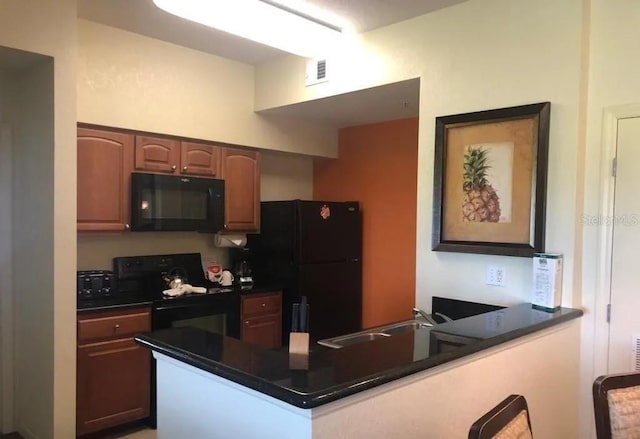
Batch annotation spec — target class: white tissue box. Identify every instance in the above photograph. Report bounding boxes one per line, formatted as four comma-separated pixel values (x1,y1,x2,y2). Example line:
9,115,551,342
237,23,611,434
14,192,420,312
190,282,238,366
532,253,563,311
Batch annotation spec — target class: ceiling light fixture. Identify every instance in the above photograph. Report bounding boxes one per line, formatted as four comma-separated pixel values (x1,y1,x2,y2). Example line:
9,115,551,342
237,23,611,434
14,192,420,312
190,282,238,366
152,0,344,58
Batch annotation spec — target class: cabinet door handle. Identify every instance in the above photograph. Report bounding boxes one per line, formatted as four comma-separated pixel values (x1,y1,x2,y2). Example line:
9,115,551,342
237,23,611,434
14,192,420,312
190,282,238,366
171,165,177,172
114,324,120,329
183,166,188,172
261,303,266,308
124,224,130,230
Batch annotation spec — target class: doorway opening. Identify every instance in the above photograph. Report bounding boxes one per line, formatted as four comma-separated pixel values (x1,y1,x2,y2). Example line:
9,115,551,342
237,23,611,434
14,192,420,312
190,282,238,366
0,46,55,436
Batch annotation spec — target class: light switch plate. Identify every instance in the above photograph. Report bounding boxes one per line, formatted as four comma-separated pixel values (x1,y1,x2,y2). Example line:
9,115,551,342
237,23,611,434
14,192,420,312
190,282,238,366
487,266,506,287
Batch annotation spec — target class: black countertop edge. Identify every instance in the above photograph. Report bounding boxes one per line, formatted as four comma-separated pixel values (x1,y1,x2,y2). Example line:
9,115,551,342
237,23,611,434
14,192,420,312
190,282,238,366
77,299,154,313
77,284,283,312
135,304,583,409
238,284,283,295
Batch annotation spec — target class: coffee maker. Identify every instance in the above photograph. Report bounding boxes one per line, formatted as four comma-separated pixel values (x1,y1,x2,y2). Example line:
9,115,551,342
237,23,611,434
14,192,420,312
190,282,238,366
231,247,253,287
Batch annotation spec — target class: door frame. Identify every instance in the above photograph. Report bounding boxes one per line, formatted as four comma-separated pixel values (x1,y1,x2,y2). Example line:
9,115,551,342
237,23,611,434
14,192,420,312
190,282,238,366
593,104,640,376
0,122,14,433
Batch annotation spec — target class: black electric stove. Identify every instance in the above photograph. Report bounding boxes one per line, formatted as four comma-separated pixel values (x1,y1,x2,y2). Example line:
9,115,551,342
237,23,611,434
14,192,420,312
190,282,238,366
108,253,240,334
114,253,216,298
109,252,242,428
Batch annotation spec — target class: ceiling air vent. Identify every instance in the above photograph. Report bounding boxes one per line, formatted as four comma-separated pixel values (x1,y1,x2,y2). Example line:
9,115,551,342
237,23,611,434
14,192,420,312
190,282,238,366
305,58,328,86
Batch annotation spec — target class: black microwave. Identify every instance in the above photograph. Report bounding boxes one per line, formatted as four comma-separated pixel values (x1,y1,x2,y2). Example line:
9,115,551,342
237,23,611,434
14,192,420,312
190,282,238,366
130,172,225,232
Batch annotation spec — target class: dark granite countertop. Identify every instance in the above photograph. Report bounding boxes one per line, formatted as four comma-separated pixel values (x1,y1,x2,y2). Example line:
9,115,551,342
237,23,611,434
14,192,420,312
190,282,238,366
135,303,582,409
77,283,283,313
76,294,154,313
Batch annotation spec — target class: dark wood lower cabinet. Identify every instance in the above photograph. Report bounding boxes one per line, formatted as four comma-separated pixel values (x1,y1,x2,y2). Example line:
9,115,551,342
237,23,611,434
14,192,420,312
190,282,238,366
242,314,282,349
241,292,282,349
77,308,151,437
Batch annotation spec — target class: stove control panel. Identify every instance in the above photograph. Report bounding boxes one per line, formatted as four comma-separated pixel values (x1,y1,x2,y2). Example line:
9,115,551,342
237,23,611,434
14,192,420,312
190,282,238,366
114,253,203,280
114,256,169,279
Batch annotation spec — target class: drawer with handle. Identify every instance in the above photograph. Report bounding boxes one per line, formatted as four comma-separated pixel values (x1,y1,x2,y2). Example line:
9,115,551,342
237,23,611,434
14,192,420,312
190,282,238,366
78,307,151,342
241,292,282,317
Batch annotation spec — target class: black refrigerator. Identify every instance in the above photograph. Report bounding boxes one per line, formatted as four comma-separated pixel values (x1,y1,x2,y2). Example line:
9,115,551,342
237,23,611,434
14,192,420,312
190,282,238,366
247,200,362,343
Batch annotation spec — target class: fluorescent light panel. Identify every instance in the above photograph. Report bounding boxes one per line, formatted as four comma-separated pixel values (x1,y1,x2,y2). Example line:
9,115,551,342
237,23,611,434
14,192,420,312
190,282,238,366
153,0,343,58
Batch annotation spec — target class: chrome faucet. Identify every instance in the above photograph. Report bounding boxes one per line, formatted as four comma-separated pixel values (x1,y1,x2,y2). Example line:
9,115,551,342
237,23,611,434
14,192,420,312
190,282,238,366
412,307,454,325
413,307,438,325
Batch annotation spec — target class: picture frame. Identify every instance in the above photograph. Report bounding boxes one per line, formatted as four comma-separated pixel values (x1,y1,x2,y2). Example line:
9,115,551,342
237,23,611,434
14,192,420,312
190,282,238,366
431,102,550,257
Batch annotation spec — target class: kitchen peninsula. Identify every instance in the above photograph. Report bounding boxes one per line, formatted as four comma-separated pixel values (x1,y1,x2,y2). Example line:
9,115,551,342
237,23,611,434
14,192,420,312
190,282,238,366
136,304,582,439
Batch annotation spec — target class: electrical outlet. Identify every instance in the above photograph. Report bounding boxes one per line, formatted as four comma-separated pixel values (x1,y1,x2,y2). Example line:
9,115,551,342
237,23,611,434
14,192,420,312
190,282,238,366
486,266,506,287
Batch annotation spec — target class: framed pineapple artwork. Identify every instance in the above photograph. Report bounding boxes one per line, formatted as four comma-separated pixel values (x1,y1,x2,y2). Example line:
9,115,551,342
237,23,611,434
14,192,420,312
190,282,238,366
432,102,550,257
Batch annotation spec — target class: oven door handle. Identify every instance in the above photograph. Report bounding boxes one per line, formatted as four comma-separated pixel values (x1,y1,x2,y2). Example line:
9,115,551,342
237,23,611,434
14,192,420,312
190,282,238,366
153,304,201,312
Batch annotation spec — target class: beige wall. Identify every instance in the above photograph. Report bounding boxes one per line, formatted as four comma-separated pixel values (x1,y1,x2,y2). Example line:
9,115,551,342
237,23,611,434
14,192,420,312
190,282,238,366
77,20,337,158
257,0,583,310
0,78,14,433
77,233,229,271
261,151,313,201
0,1,77,438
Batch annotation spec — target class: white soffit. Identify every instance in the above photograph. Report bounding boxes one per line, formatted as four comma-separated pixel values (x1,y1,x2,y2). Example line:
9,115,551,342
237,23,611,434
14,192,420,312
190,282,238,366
257,78,420,128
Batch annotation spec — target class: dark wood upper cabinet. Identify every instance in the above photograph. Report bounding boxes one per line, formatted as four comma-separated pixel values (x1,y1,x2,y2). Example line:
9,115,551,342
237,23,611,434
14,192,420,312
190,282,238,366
77,126,262,233
77,128,133,232
134,135,180,174
222,148,261,232
134,136,222,178
181,141,222,177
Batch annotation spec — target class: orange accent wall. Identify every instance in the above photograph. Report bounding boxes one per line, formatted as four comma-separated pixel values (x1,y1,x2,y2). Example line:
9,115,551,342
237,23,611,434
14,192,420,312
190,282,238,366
313,118,418,328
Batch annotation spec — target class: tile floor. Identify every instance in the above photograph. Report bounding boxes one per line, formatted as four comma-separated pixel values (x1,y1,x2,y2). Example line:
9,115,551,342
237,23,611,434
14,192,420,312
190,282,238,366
1,425,157,438
120,428,157,439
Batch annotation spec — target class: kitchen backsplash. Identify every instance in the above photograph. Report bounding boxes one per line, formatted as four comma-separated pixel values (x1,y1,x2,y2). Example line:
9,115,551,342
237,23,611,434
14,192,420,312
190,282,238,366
77,232,229,271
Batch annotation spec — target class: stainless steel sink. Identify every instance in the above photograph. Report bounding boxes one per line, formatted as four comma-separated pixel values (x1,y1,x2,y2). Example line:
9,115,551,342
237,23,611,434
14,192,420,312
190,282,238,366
319,332,391,348
317,319,432,349
380,320,432,335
